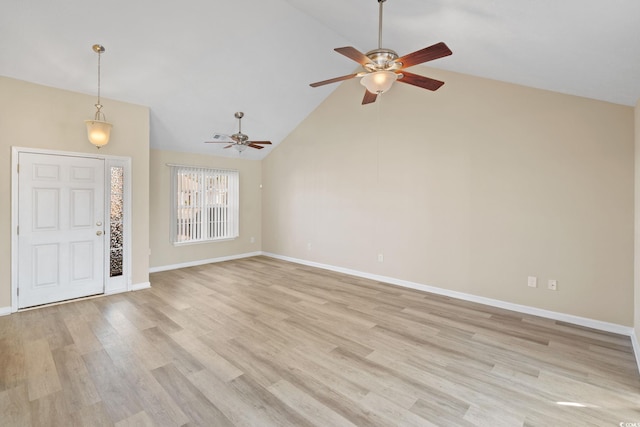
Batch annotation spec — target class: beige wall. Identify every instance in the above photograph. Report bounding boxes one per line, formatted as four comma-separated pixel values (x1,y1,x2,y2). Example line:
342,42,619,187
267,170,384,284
262,67,635,326
3,73,635,331
635,98,640,344
0,76,150,308
149,149,262,269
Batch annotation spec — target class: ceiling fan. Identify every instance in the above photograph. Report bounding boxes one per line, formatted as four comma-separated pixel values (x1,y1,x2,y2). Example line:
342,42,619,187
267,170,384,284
205,112,272,152
309,0,452,105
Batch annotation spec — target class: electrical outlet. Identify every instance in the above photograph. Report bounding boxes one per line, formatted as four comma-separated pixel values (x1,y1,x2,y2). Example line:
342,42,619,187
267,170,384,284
250,236,255,243
307,242,312,250
527,276,537,288
378,254,384,262
548,279,557,291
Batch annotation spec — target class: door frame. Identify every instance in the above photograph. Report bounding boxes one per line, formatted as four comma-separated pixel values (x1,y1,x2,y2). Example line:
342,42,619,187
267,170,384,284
11,147,132,312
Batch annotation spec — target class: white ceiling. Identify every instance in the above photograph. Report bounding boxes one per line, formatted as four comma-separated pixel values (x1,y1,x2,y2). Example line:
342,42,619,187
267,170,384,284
2,0,639,160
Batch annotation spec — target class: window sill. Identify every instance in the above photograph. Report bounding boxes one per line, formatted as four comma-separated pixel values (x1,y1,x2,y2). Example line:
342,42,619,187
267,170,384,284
172,236,238,247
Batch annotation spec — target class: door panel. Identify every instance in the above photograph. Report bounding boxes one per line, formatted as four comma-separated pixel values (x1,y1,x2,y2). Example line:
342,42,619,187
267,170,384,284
32,243,59,287
34,188,60,230
70,189,94,228
18,153,105,308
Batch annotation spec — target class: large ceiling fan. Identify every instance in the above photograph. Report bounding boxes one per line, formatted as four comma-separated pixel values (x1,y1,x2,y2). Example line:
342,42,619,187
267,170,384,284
310,0,452,105
205,112,272,152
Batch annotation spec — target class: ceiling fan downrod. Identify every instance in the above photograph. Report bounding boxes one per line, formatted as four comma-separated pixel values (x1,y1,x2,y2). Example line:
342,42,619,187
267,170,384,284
234,111,244,134
378,0,386,49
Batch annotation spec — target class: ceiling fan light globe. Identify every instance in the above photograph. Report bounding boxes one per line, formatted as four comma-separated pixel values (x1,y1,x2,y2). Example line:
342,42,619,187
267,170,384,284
360,70,397,94
235,144,247,153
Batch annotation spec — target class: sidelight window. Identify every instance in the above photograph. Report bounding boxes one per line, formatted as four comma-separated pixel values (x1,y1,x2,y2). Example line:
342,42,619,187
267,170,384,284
109,166,124,277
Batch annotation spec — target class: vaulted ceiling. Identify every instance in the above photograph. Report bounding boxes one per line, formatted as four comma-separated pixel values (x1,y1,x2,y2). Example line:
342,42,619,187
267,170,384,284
2,0,639,160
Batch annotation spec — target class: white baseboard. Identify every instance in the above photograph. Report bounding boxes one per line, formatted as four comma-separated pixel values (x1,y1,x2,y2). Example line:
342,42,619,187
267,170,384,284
105,286,128,295
632,331,640,375
104,281,150,295
0,306,11,316
131,281,151,291
149,252,262,273
263,252,634,337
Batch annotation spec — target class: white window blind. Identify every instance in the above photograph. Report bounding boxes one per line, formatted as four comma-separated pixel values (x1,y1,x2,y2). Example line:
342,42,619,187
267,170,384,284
170,165,239,244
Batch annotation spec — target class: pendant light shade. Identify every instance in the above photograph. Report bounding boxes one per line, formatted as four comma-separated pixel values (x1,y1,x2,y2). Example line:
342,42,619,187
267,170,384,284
85,118,112,147
360,70,398,94
86,44,112,148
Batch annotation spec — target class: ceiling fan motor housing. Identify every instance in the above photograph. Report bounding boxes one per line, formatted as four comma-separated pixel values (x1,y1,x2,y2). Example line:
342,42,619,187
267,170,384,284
232,132,249,144
364,48,401,72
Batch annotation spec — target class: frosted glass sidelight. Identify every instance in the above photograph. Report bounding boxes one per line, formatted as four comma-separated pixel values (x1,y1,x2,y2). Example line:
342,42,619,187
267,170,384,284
109,166,124,277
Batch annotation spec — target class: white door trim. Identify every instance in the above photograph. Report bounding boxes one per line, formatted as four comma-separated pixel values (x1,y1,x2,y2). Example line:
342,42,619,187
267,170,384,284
11,146,132,312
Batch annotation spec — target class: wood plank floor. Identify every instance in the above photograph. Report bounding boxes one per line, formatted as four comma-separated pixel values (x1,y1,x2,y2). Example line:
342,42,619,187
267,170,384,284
1,256,639,426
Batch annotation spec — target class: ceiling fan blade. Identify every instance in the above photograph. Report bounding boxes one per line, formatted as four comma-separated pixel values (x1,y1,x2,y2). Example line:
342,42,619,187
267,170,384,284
362,90,378,105
397,71,445,91
224,144,235,149
248,143,264,149
247,141,272,145
397,42,452,69
310,73,359,87
334,46,373,66
205,140,232,144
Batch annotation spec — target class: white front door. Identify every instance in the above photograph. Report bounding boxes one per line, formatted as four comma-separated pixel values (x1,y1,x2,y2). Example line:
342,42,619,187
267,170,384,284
18,153,105,308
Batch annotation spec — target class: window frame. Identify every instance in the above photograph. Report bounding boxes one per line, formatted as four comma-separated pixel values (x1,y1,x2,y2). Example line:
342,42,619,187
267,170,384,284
169,164,239,245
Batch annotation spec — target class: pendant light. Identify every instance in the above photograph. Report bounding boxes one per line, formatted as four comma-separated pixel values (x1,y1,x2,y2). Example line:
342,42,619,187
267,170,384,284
85,44,112,148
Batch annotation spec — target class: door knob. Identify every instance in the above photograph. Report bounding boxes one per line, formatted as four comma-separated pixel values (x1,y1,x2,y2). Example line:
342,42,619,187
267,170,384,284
96,231,103,236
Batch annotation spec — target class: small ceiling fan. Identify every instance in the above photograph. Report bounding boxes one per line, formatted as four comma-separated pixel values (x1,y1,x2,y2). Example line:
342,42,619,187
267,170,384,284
205,112,272,152
310,0,452,105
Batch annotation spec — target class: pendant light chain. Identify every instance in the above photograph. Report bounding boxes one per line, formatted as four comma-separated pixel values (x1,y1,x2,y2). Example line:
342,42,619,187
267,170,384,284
93,44,106,121
97,48,101,110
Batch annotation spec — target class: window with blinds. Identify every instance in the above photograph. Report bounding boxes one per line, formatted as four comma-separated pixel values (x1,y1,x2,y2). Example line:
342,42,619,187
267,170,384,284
170,165,239,244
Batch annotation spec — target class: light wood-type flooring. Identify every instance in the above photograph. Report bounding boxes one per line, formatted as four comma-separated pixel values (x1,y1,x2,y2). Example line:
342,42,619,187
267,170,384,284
1,256,639,426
